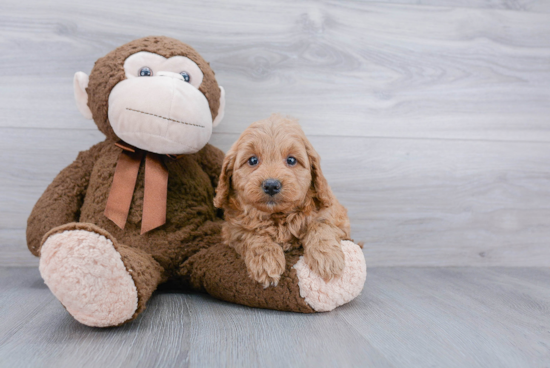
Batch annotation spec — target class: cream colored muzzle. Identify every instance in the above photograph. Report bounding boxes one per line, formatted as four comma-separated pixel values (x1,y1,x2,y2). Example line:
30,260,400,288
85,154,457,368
107,71,213,155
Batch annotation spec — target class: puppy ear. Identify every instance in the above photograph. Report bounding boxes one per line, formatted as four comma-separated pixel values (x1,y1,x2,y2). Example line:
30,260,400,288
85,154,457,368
305,139,332,208
213,145,236,209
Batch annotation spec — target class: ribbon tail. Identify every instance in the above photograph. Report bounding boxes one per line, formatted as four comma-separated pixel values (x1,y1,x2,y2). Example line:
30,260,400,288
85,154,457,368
104,150,143,229
141,153,168,234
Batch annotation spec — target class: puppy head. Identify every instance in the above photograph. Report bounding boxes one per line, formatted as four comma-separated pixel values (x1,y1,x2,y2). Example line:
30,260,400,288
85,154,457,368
214,114,332,213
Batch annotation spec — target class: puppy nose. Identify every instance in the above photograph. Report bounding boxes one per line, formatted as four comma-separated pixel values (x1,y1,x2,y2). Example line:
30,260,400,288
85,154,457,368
262,179,281,196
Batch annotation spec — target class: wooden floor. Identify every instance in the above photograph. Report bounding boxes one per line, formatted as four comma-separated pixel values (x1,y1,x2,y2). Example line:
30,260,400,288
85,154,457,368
0,267,548,367
1,0,550,367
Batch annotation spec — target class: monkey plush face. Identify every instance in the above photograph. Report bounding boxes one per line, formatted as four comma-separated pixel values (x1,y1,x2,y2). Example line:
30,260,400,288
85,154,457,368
107,51,219,154
73,36,225,155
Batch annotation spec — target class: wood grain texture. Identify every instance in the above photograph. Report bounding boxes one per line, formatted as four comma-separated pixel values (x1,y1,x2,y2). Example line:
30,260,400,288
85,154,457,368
1,0,550,141
1,0,549,267
362,0,550,12
0,267,548,367
2,128,549,267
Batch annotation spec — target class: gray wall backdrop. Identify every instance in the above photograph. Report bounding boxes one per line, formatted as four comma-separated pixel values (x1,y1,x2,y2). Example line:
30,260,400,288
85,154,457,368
1,0,549,267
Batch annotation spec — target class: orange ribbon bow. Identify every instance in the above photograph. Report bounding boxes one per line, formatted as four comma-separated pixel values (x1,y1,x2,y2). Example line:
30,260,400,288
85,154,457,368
104,141,180,234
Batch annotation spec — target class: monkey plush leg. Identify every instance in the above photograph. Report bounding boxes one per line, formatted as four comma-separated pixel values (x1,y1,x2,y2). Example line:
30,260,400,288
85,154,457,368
39,223,163,327
179,240,366,313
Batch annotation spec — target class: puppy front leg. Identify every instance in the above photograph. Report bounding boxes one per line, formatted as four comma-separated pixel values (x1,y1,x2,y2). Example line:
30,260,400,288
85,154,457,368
303,221,346,281
237,235,286,288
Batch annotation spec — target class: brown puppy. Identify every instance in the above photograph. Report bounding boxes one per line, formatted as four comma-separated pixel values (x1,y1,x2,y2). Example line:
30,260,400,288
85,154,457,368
214,114,351,287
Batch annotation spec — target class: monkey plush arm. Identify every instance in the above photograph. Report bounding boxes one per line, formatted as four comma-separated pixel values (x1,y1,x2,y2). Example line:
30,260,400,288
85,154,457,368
194,143,225,189
26,141,105,256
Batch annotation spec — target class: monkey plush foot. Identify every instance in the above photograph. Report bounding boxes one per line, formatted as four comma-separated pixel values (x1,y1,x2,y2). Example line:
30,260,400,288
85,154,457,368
180,241,366,313
293,240,366,312
39,226,138,327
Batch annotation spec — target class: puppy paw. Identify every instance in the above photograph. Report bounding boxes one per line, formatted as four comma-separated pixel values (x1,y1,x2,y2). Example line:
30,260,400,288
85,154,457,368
304,240,345,282
245,245,286,288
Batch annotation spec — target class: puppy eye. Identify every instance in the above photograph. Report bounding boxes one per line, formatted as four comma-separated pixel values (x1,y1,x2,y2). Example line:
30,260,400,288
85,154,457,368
248,156,259,166
286,156,297,166
180,71,190,82
138,67,153,77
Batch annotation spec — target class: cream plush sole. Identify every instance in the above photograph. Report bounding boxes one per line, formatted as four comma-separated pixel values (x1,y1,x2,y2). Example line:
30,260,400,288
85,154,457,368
39,230,138,327
293,240,367,312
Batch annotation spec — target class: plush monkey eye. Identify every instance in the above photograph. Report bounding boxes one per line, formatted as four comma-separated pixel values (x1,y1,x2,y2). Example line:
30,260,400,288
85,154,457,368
286,156,297,166
248,156,259,166
138,67,153,77
179,71,190,82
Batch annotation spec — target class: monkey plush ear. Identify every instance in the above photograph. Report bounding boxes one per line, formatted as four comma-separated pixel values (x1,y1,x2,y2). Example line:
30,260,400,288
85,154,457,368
73,72,93,120
212,86,225,128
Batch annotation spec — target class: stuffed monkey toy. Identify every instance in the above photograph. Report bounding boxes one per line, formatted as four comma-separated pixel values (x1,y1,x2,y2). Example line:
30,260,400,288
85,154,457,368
27,36,366,327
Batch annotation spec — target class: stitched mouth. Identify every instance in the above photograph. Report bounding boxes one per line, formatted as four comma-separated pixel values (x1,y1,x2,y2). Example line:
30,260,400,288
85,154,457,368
126,108,205,128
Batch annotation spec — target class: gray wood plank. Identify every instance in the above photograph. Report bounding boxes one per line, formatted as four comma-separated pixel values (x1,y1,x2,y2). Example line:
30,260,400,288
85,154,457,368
345,267,550,367
1,0,549,141
1,1,549,366
0,271,192,368
0,267,548,367
1,1,550,267
2,128,549,267
360,0,550,12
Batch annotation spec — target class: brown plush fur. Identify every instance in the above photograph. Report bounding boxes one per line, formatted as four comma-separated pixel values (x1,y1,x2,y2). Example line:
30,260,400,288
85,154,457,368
181,243,314,313
214,114,351,287
27,137,226,319
27,38,316,324
87,36,221,141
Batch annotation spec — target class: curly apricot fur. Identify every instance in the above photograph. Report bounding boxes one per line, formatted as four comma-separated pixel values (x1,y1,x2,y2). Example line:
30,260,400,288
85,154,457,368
214,114,351,284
